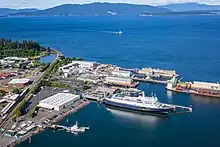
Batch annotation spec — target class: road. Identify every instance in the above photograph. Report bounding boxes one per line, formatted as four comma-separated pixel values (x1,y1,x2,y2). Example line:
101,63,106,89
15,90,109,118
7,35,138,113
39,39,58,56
0,49,62,137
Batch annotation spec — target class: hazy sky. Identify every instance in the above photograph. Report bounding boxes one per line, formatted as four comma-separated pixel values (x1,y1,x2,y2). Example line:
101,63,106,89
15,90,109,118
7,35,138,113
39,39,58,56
1,0,220,9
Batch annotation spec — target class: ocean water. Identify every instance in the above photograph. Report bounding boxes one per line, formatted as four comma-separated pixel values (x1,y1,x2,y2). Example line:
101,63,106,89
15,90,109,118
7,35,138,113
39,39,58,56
1,16,220,147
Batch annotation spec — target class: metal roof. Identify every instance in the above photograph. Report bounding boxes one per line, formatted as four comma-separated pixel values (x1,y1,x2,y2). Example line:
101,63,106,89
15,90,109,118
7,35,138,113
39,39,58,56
8,78,30,84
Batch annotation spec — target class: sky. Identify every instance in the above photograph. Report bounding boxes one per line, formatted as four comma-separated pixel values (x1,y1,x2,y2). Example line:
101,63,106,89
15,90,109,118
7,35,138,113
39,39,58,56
1,0,220,9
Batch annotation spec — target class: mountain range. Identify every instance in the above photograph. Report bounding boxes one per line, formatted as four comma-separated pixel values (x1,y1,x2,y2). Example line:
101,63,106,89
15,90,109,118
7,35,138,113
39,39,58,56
1,2,220,16
0,8,38,16
159,2,220,11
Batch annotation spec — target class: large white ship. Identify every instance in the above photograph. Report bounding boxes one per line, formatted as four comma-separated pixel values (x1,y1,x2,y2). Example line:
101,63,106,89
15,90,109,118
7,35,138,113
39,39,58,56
103,90,174,115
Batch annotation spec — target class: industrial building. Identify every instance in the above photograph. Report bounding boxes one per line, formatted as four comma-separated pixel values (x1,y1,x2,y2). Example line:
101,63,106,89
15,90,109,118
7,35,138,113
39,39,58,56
72,61,98,69
77,74,100,83
8,78,32,88
105,76,138,87
38,93,80,111
112,70,132,77
96,86,118,95
4,57,29,62
59,61,97,74
59,62,79,73
138,68,177,78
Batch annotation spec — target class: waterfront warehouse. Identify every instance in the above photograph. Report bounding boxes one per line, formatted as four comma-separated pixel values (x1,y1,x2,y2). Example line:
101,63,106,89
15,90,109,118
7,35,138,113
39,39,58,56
38,93,80,111
138,68,177,78
72,61,98,69
111,70,132,78
105,76,138,87
59,62,79,73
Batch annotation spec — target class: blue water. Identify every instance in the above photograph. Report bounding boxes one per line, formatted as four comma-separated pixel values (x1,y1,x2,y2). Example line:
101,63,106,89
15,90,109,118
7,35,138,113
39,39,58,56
40,54,56,63
1,16,220,147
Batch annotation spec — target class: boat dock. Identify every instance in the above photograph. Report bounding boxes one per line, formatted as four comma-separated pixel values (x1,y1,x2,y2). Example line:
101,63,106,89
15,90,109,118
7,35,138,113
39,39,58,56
132,77,168,85
163,103,193,113
48,121,89,135
53,100,90,123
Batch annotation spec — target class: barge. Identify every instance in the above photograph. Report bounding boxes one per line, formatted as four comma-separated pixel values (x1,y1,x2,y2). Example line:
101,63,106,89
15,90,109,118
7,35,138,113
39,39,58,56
166,77,220,98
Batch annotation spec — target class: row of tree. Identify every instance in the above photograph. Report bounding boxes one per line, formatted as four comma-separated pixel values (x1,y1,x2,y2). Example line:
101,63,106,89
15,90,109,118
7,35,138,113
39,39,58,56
0,38,50,58
13,100,29,118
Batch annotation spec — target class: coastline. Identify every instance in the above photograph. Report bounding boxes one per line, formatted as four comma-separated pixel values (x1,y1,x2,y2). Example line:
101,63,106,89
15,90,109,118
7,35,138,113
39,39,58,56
6,100,90,147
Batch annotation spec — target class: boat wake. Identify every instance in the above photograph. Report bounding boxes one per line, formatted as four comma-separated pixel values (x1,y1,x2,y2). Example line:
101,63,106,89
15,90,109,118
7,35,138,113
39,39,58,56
101,31,122,35
107,108,165,127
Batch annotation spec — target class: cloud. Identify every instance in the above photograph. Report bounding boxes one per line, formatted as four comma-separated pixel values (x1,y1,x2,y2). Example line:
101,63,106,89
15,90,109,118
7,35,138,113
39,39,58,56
1,0,220,9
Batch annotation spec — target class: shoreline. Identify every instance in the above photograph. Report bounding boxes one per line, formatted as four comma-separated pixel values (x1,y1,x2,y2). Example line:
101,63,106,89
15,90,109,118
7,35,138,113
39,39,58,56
6,99,90,147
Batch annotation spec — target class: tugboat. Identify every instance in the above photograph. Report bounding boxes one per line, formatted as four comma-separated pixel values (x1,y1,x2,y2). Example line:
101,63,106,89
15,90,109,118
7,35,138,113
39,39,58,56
68,121,89,133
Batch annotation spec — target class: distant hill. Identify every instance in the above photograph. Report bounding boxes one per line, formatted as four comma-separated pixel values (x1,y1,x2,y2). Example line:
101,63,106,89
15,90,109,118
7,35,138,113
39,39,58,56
159,2,220,12
2,2,220,17
8,2,170,16
0,8,38,16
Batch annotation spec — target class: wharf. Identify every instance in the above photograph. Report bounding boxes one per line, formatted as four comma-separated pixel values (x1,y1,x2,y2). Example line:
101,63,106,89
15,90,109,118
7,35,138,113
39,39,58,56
53,100,90,123
132,77,168,85
84,95,101,101
163,103,193,113
2,100,90,147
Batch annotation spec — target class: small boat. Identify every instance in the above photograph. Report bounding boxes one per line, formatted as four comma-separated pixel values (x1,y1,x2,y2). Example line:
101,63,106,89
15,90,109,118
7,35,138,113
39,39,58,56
68,121,89,133
118,31,122,35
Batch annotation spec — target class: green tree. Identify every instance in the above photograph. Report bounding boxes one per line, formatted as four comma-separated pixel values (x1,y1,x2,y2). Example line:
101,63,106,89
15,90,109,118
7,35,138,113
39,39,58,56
12,88,20,94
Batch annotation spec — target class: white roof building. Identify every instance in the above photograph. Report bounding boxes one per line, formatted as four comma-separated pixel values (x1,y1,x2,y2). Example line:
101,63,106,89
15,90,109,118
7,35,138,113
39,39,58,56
59,61,97,73
112,70,132,77
38,93,80,111
3,94,20,101
59,62,79,73
72,61,97,69
4,57,29,61
8,78,31,85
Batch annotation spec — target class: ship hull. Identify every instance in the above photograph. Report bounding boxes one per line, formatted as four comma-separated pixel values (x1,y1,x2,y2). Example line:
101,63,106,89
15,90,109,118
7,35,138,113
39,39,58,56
103,99,170,115
166,87,220,98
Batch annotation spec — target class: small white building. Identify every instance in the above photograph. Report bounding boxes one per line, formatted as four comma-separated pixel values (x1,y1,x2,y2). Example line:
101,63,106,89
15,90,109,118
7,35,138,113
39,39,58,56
38,93,80,111
112,70,132,77
3,94,20,101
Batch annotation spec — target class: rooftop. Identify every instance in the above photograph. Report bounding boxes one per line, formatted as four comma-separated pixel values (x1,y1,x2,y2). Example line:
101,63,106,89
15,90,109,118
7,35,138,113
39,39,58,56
4,57,29,61
39,93,79,107
8,78,31,84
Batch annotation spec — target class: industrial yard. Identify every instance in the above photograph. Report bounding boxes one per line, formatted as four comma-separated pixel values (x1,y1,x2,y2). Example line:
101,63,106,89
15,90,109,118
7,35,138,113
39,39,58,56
1,53,219,147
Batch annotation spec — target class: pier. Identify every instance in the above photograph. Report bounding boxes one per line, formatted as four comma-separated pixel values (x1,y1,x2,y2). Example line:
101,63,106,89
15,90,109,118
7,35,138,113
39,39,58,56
163,103,193,113
0,99,90,147
132,77,168,85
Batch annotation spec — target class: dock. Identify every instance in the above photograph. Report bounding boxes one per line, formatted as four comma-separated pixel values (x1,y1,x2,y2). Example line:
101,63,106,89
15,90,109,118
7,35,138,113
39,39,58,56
163,103,193,113
53,100,90,123
132,77,168,85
